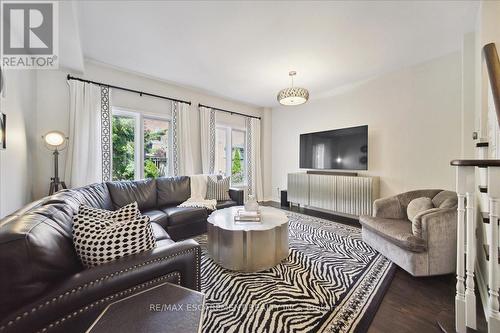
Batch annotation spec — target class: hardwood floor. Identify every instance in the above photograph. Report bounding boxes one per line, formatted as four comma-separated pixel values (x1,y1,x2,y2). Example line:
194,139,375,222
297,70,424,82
261,201,487,333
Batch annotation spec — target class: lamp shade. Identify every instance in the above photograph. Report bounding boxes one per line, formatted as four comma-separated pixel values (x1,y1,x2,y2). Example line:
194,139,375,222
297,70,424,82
44,131,66,147
277,87,309,106
277,71,309,106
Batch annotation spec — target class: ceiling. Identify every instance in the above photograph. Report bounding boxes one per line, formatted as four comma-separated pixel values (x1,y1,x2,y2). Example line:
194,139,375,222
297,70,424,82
75,1,478,107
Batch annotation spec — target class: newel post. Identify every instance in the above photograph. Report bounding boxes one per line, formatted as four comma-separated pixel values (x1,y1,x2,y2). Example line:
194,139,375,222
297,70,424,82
455,166,474,333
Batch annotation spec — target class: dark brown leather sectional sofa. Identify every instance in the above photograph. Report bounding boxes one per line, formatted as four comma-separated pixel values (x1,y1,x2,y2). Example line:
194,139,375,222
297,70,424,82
0,176,243,332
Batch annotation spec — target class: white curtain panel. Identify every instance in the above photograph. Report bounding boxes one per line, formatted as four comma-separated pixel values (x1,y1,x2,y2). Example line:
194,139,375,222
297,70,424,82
172,101,194,176
245,117,263,201
199,106,216,174
65,81,112,187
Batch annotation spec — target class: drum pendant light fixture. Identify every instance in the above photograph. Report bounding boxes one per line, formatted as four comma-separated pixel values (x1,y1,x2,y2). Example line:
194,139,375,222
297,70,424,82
277,71,309,106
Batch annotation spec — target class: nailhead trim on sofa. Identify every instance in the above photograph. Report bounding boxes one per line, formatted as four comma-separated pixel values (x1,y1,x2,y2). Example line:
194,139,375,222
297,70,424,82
37,272,181,333
0,247,199,331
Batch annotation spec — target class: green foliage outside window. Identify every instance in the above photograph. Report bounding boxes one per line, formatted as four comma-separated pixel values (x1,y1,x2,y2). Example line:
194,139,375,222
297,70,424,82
112,116,168,180
144,159,160,178
112,116,135,180
143,128,167,178
231,148,244,184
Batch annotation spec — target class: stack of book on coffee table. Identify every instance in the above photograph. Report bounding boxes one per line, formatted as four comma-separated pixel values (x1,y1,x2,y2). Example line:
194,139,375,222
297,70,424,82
234,209,261,222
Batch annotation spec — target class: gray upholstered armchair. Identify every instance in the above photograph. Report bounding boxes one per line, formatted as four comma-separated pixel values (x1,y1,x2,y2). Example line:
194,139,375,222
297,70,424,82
359,189,457,276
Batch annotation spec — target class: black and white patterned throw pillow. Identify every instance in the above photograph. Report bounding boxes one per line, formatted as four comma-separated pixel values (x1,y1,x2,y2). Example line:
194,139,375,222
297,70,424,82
206,176,231,201
73,202,156,268
74,202,139,224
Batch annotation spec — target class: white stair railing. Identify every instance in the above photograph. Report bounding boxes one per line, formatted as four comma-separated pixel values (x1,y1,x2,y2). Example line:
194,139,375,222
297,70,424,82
452,159,500,333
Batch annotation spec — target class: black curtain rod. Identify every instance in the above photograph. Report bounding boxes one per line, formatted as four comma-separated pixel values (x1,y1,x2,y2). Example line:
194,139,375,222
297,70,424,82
67,74,191,105
198,103,261,120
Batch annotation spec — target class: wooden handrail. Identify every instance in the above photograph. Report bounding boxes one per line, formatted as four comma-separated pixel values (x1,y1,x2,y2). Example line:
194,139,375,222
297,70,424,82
450,159,500,167
484,43,500,129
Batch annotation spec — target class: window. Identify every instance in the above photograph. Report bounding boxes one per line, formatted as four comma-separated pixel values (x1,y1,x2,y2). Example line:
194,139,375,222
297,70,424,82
112,109,171,180
231,130,245,184
143,118,170,178
215,127,246,185
112,114,137,180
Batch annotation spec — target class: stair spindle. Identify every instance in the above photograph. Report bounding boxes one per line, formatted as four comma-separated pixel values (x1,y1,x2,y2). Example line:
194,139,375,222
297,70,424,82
465,191,477,329
487,168,500,333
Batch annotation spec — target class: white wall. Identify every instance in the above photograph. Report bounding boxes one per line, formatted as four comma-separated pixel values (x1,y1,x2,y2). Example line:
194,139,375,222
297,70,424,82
271,52,463,200
34,61,272,199
462,32,476,158
0,70,37,217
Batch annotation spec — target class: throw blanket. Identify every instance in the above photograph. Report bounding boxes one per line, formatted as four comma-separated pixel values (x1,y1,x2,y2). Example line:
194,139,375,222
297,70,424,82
178,199,217,210
178,174,217,210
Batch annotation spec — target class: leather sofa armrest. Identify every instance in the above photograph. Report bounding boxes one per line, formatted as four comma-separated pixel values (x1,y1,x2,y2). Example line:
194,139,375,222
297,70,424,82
229,188,244,205
0,239,201,333
372,196,405,219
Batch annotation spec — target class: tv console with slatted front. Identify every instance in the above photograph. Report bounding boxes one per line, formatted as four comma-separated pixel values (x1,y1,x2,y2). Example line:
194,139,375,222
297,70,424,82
287,172,379,217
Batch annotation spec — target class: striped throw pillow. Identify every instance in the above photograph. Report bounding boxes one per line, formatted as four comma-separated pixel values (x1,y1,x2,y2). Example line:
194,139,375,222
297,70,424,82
206,176,231,201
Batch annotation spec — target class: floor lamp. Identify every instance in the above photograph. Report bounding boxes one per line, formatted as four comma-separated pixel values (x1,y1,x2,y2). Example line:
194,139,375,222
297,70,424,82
43,131,68,195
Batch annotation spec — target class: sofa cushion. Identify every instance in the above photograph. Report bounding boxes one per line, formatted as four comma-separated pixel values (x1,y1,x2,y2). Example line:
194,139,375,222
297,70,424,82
142,209,169,229
73,183,114,210
151,222,171,241
216,200,238,210
166,221,207,241
359,215,426,252
162,206,207,227
407,197,434,222
43,189,86,214
107,179,157,211
157,176,191,207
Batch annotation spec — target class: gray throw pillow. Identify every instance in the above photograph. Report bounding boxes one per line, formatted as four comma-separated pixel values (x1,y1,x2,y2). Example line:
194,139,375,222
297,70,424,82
407,197,434,222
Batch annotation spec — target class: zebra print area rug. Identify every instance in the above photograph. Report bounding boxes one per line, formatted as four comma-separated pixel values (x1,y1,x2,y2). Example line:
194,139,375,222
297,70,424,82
196,210,395,333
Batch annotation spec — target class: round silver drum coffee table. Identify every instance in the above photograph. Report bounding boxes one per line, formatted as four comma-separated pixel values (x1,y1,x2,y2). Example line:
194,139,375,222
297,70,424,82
207,206,289,272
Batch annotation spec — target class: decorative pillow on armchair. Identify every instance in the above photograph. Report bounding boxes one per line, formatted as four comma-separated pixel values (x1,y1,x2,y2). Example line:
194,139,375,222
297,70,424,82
206,176,231,201
407,197,434,238
73,202,156,268
407,197,434,221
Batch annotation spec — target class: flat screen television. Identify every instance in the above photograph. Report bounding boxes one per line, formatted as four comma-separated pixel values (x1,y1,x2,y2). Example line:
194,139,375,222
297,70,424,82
300,125,368,170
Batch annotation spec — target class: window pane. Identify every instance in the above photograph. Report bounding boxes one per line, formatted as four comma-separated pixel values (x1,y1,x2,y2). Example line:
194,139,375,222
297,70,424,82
215,128,227,176
112,115,136,181
144,118,169,178
231,130,245,184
